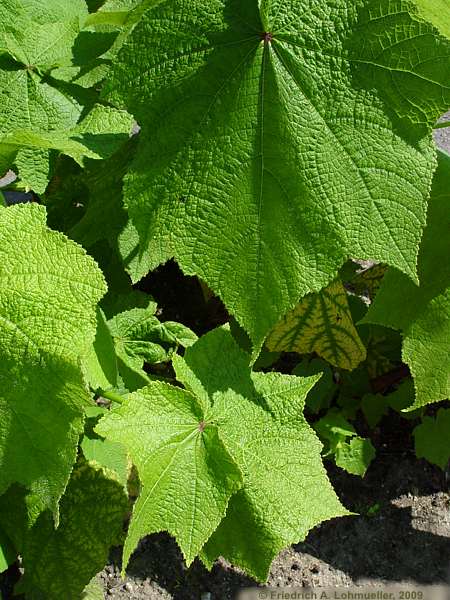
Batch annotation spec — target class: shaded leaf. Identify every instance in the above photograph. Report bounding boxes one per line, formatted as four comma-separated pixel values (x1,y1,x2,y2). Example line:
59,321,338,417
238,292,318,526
267,280,366,370
364,150,450,408
16,460,128,600
413,408,450,469
0,204,106,512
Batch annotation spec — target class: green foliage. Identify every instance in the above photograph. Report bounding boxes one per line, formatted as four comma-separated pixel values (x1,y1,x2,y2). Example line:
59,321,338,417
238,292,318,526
97,326,348,581
103,0,449,350
0,204,105,513
413,409,450,469
1,0,449,596
84,300,197,391
314,408,375,477
364,150,450,409
0,0,132,190
5,461,127,600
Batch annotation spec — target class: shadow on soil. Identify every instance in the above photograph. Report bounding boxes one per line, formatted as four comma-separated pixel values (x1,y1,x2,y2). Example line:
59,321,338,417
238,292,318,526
102,446,450,600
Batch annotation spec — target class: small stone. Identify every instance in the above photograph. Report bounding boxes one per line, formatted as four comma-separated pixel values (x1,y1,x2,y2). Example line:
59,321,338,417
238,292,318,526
124,582,134,592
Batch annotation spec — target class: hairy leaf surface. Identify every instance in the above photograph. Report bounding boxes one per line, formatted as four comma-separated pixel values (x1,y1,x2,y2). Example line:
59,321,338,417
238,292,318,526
104,0,449,350
266,279,366,370
16,461,128,600
98,327,347,580
0,204,106,511
174,328,348,579
364,150,450,408
96,380,243,569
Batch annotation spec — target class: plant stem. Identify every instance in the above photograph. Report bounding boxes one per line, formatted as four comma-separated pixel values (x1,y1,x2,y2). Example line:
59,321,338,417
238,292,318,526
97,388,127,405
434,121,450,129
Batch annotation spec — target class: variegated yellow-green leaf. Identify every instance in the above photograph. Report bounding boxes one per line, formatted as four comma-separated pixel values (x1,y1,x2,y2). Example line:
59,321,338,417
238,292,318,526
266,280,366,370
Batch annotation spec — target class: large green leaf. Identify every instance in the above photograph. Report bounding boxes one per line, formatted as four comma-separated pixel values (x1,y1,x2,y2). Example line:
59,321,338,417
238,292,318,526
266,279,366,370
98,327,348,581
0,204,106,512
364,150,450,408
16,460,128,600
103,0,449,350
96,380,243,569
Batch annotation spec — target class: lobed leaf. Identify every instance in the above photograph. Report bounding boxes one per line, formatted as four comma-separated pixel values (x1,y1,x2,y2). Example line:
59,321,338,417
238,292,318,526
0,204,106,512
96,380,243,569
98,327,348,581
103,0,449,351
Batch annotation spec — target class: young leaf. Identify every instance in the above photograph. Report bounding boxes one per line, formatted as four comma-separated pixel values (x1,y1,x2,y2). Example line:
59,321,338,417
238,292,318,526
334,437,376,477
96,381,243,569
266,279,366,370
314,408,375,477
413,408,450,470
0,204,106,512
364,150,450,408
104,0,449,350
178,328,348,580
16,460,128,600
98,327,348,581
106,305,198,389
